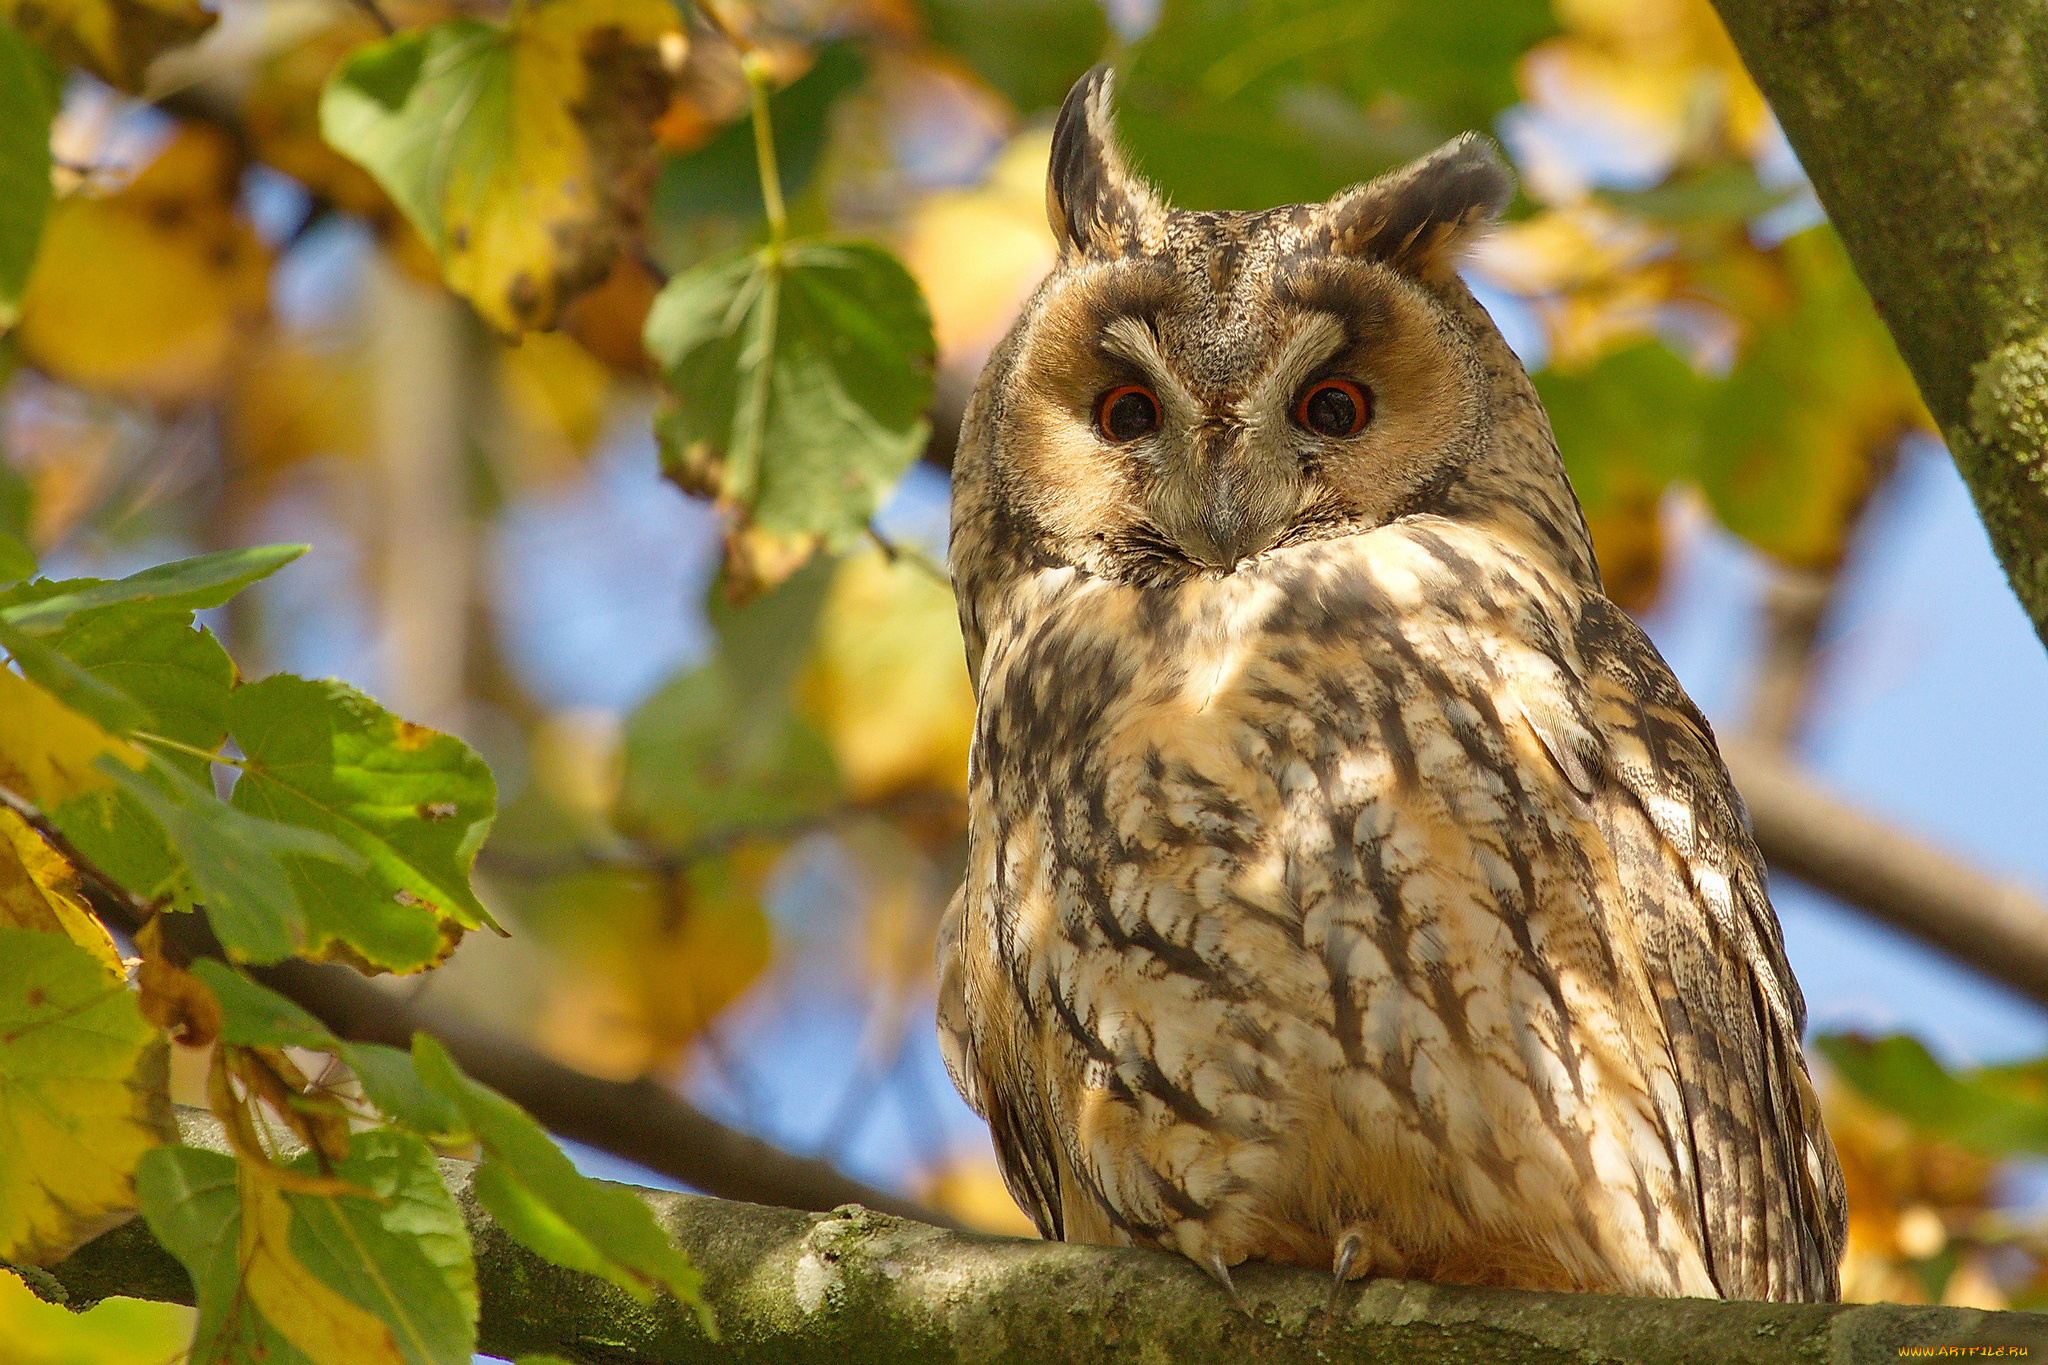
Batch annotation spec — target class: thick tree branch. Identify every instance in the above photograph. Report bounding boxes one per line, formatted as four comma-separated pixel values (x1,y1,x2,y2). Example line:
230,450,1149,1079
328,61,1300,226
1727,740,2048,1010
36,1109,2048,1363
1707,0,2048,647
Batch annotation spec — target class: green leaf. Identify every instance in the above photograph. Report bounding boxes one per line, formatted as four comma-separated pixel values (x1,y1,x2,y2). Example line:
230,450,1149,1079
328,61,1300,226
1538,340,1709,514
653,43,864,249
619,558,840,846
339,1041,466,1143
226,675,499,973
282,1128,478,1365
0,618,153,736
139,1133,477,1365
191,958,337,1051
181,964,467,1140
0,545,305,634
0,531,29,587
134,1147,316,1365
410,1033,714,1335
1694,226,1925,568
645,240,935,552
105,757,361,965
0,19,58,328
1117,0,1554,209
1817,1033,2048,1159
0,573,238,775
920,0,1106,115
0,926,174,1266
1597,162,1796,227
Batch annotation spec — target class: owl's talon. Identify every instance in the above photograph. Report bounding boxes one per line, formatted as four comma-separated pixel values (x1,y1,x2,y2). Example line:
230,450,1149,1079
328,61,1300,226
1327,1232,1364,1314
1201,1253,1250,1317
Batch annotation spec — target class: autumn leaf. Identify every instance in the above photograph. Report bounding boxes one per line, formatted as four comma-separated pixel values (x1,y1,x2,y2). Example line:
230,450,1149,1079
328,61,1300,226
137,1138,477,1365
521,857,773,1078
321,0,680,334
0,666,145,809
0,0,214,92
0,926,176,1266
14,124,270,404
801,547,974,800
0,806,120,976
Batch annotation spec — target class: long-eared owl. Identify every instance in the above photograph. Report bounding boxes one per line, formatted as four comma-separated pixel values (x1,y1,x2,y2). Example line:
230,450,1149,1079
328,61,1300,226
937,67,1846,1303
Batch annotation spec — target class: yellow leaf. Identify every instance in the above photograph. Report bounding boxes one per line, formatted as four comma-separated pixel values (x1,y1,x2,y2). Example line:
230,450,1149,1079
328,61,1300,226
528,855,773,1078
326,0,681,333
920,1156,1036,1237
0,927,175,1265
499,329,614,471
0,0,214,92
16,125,271,404
0,668,145,810
0,1269,193,1365
801,548,975,801
0,808,121,978
238,1164,407,1365
896,130,1057,363
455,0,677,332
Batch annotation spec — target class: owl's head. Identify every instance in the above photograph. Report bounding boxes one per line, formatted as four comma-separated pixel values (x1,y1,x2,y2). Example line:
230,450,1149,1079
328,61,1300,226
953,67,1592,608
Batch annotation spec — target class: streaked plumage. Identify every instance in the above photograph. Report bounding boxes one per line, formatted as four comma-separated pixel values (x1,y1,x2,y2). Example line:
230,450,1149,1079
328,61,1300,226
937,67,1845,1303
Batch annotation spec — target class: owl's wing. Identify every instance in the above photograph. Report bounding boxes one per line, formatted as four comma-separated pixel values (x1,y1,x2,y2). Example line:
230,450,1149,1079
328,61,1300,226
1560,594,1847,1301
936,885,1066,1239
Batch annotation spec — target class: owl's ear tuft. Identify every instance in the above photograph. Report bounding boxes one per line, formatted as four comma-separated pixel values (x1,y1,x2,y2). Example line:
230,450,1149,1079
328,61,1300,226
1321,134,1514,279
1047,66,1168,259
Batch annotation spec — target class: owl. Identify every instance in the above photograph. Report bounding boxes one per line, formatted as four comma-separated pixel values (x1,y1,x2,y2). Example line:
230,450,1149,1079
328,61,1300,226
935,67,1846,1305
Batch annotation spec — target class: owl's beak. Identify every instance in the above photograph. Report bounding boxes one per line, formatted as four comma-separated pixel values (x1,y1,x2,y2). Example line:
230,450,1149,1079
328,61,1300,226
1158,426,1299,570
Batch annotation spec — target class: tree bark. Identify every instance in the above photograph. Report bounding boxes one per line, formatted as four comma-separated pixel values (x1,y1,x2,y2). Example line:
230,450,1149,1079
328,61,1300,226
1708,0,2048,647
28,1110,2048,1365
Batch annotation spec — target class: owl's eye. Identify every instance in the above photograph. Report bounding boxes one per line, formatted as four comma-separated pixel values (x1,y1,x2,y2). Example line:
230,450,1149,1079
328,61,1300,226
1293,380,1371,437
1096,385,1161,442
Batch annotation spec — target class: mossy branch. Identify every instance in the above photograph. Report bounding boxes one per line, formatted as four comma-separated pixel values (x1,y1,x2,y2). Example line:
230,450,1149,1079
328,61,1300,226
1708,0,2048,648
25,1111,2048,1364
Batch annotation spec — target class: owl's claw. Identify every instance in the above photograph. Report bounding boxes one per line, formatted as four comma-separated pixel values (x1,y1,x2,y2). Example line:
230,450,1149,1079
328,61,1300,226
1327,1232,1364,1314
1200,1252,1250,1317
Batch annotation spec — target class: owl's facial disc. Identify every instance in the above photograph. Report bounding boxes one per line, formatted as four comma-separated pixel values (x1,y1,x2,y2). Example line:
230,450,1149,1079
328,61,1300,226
1096,314,1321,570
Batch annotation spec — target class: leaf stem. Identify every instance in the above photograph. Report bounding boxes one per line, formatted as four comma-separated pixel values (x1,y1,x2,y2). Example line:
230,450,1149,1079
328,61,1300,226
742,52,788,255
135,731,249,771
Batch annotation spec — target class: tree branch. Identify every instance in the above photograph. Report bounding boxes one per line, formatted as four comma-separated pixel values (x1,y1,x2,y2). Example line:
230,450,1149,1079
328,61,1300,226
37,1108,2048,1363
1706,0,2048,649
1726,739,2048,1010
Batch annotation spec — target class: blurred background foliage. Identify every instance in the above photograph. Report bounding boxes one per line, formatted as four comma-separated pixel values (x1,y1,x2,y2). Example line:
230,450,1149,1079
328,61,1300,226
0,0,2039,1350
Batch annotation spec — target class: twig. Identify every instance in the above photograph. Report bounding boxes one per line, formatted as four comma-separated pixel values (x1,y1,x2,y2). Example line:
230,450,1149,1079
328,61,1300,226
1725,739,2048,1011
1742,564,1834,751
867,525,951,586
347,0,394,35
689,0,753,54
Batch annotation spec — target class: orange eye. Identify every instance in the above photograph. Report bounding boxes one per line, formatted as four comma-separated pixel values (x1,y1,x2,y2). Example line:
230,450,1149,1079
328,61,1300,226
1096,385,1161,442
1293,380,1370,437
